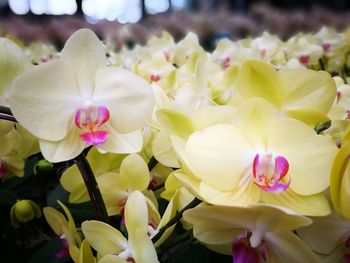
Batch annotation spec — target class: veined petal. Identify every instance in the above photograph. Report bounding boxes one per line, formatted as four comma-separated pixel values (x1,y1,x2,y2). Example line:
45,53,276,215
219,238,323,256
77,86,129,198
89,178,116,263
199,180,260,207
265,231,320,263
96,127,142,154
9,60,80,141
152,130,180,168
235,60,285,108
298,212,350,254
125,191,149,240
266,118,338,195
78,239,95,263
61,29,106,99
81,220,127,257
39,126,86,163
43,207,67,236
0,37,30,98
132,228,159,263
120,154,150,192
185,124,253,191
93,66,154,133
261,189,330,216
280,69,336,115
331,141,350,220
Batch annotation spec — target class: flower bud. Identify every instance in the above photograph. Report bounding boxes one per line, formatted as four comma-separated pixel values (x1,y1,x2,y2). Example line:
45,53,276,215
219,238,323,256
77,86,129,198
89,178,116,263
10,199,41,228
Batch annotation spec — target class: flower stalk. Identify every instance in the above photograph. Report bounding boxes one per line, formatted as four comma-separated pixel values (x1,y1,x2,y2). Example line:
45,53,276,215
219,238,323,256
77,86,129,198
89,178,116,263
74,152,110,224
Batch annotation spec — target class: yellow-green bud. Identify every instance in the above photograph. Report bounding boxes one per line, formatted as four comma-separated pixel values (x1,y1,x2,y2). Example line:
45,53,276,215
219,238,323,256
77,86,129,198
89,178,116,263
35,159,54,174
10,199,41,228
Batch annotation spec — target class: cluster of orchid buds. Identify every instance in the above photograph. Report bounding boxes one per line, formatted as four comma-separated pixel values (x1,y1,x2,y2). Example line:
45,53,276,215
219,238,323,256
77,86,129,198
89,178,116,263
1,26,350,262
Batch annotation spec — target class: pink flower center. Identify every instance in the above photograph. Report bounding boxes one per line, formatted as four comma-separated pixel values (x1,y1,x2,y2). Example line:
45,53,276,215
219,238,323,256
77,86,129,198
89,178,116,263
221,57,231,70
74,105,110,146
299,55,310,65
252,153,290,193
150,74,161,82
322,43,331,53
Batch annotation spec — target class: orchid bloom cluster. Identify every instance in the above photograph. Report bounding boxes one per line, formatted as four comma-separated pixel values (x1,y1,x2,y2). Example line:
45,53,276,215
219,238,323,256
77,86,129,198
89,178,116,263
2,26,350,263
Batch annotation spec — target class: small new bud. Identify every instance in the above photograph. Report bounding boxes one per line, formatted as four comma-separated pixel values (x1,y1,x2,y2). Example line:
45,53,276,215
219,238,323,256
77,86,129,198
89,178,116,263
10,199,41,228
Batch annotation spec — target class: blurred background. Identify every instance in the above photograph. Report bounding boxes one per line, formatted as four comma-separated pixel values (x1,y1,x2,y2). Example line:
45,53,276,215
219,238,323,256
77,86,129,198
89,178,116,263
1,0,350,49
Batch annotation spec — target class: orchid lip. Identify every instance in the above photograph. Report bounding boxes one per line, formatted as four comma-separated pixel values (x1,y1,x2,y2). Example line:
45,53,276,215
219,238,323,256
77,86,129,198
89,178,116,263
74,105,110,145
253,153,290,193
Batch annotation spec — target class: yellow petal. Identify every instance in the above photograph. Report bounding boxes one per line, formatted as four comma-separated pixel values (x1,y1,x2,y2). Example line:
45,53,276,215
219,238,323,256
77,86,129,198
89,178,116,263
97,128,142,154
61,28,106,98
152,131,180,168
125,191,148,239
266,118,338,195
93,66,154,133
156,109,195,138
185,124,253,191
280,69,336,115
81,220,127,257
78,239,95,263
235,60,284,108
39,126,86,163
43,207,66,235
9,60,80,142
266,231,319,263
331,141,350,220
132,228,159,263
298,212,350,254
120,154,150,192
98,255,127,263
261,189,330,216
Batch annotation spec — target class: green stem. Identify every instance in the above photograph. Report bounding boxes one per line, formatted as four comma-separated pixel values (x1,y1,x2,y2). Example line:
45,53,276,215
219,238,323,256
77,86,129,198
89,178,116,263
152,198,201,244
74,152,109,224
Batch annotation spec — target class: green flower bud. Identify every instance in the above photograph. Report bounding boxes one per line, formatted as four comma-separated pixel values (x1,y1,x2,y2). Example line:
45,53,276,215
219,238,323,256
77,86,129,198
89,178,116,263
10,199,41,228
35,159,54,174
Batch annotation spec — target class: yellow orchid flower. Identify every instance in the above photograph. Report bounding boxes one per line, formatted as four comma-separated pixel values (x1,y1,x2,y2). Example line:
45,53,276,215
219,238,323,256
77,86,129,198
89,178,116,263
285,33,323,67
183,203,319,263
43,200,82,262
171,98,337,216
134,51,176,90
82,191,159,263
234,59,336,126
173,32,206,67
9,28,155,162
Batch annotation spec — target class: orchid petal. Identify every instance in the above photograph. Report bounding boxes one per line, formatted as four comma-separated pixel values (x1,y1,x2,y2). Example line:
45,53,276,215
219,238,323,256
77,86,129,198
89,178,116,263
93,66,154,133
81,220,127,257
120,154,150,192
61,28,106,98
9,60,80,141
265,231,320,263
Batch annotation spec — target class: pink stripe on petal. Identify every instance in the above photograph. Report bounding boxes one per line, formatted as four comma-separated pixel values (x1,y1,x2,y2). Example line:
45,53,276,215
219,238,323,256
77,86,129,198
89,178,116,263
274,156,289,180
80,130,108,146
